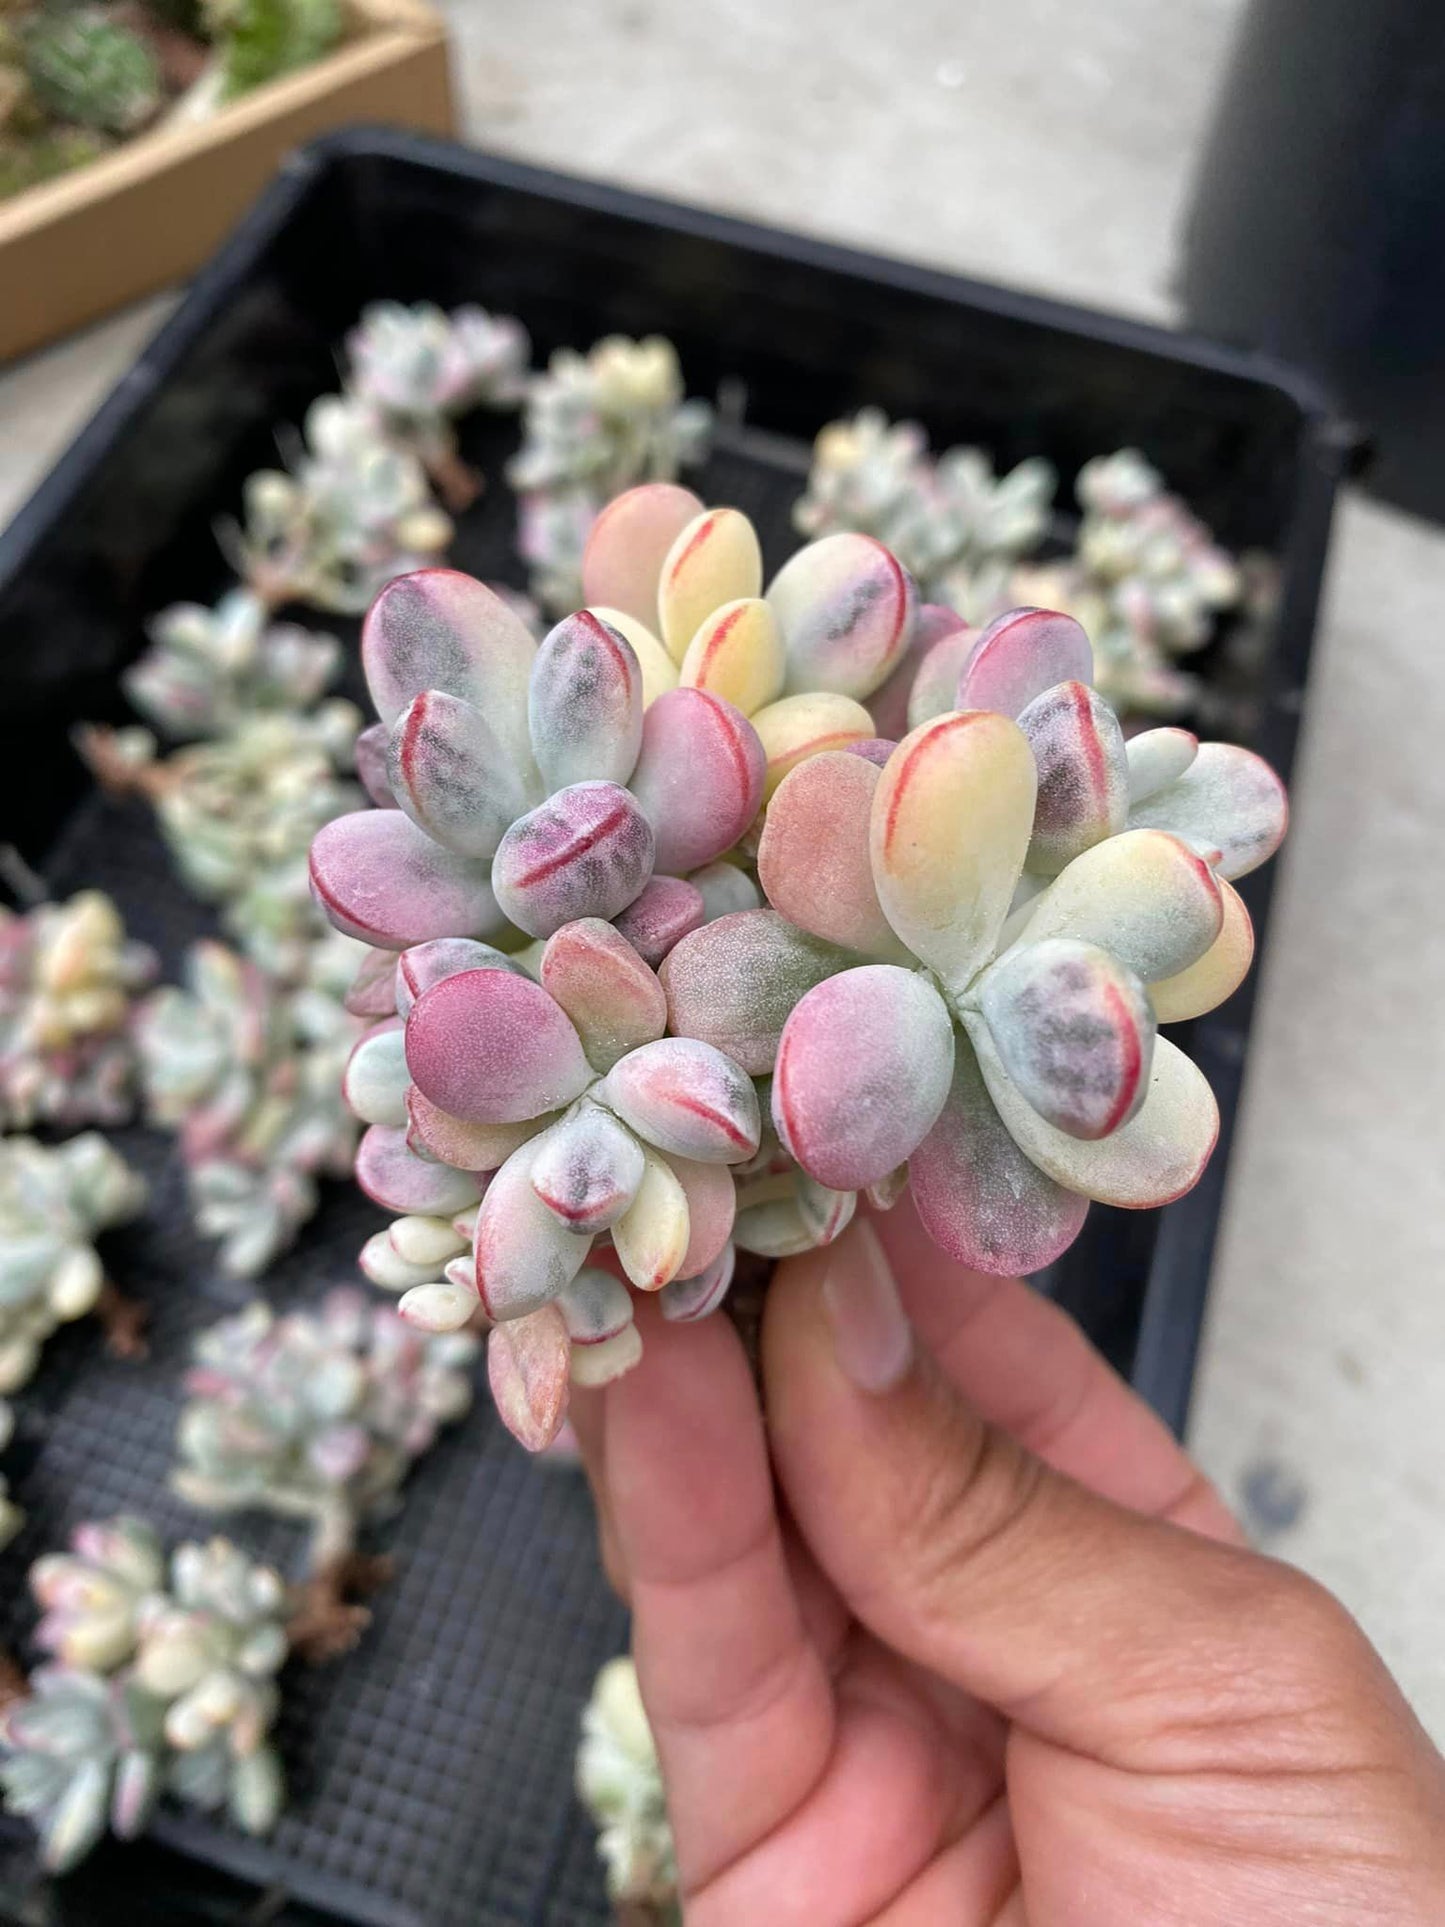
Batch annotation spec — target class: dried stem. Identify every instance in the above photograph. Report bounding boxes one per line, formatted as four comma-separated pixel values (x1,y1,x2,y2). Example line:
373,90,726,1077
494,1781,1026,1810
96,1280,149,1360
284,1550,394,1664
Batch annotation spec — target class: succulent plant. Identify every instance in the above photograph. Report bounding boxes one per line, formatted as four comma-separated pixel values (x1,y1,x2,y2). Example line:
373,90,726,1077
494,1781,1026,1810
0,1133,147,1396
0,1665,166,1871
123,588,343,742
0,889,158,1130
577,1657,679,1923
507,338,712,611
30,1517,166,1674
24,10,161,136
0,1400,22,1551
202,0,340,101
0,126,111,204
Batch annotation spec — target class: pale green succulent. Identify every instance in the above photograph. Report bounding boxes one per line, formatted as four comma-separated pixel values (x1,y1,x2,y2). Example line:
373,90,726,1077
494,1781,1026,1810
577,1657,679,1921
0,1666,166,1872
203,0,340,100
29,1516,166,1674
124,589,343,743
24,11,160,136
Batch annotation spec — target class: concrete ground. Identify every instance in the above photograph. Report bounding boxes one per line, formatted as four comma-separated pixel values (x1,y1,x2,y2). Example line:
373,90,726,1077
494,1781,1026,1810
4,0,1444,1736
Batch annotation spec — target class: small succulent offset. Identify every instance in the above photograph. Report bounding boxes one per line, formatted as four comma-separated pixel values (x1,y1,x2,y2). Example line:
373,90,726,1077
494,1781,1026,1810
24,10,161,136
577,1657,679,1925
123,588,342,742
202,0,340,102
0,889,158,1130
0,1134,147,1397
507,338,712,612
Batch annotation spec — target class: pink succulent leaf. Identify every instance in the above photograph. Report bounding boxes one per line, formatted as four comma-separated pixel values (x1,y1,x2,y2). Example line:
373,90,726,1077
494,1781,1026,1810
758,751,910,961
539,918,667,1073
586,608,678,708
602,1038,761,1163
975,938,1155,1140
768,532,916,700
612,1147,690,1290
354,722,398,807
772,965,955,1190
752,690,878,799
1126,741,1288,881
843,737,898,768
310,809,503,951
343,1018,410,1127
492,780,656,940
680,598,786,715
1017,680,1129,876
904,617,982,732
663,1153,737,1276
870,713,1037,991
1148,878,1254,1023
528,612,644,790
396,936,518,1017
658,508,764,662
660,908,850,1075
628,688,766,875
558,1266,634,1344
444,1254,475,1294
405,967,592,1124
660,1242,735,1322
909,1032,1089,1275
344,946,399,1019
355,1124,486,1216
611,875,705,967
487,1304,571,1451
387,689,527,859
581,483,705,631
1008,828,1223,984
955,607,1094,720
688,860,761,922
398,1279,480,1332
1125,727,1199,804
473,1139,594,1320
872,603,972,740
405,1085,541,1171
529,1106,646,1233
969,1023,1220,1209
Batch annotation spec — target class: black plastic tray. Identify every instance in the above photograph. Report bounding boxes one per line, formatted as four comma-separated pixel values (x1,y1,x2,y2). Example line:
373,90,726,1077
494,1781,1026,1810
0,130,1347,1926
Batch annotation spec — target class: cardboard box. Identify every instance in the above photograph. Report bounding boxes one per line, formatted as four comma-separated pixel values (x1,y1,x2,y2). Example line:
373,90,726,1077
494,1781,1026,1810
0,0,454,363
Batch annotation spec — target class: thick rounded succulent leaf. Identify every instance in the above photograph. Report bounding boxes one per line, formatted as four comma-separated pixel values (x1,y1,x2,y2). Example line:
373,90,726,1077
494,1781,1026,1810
473,1140,593,1319
487,1304,571,1450
661,910,849,1075
758,751,909,960
570,1324,645,1387
976,938,1155,1140
529,1107,645,1233
872,604,972,739
844,737,897,768
354,723,397,808
391,1214,470,1269
343,1019,409,1127
870,712,1037,990
360,1230,440,1293
355,1125,486,1215
689,860,761,922
969,1023,1220,1208
751,691,876,800
587,608,679,708
769,533,916,700
680,598,786,715
910,1034,1089,1275
399,1279,481,1333
528,612,644,790
773,965,955,1189
612,875,705,966
602,1038,761,1162
405,969,592,1123
310,810,503,950
405,1087,540,1171
581,483,705,630
1009,828,1223,984
956,607,1094,719
396,936,517,1017
1148,878,1254,1023
903,612,981,732
344,946,399,1019
660,1243,735,1321
1017,680,1129,876
1125,727,1198,804
628,688,766,875
387,689,523,860
666,1154,736,1277
540,919,667,1073
559,1266,635,1347
657,508,764,662
732,1172,856,1257
1127,741,1288,880
492,781,656,939
612,1147,690,1290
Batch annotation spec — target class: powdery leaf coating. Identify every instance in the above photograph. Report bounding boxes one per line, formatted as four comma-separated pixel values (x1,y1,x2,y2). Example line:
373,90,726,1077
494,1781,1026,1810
909,1035,1089,1275
660,1243,735,1322
773,965,955,1190
1010,828,1223,985
473,1139,593,1319
581,483,705,630
355,1124,485,1216
396,936,517,1017
492,781,656,939
528,612,644,790
310,809,503,950
751,691,877,800
612,1147,690,1290
343,1019,410,1127
968,1023,1220,1209
628,688,766,875
602,1038,761,1163
559,1267,635,1344
398,1279,481,1332
680,598,786,715
540,920,667,1074
873,604,972,739
689,860,761,922
612,875,705,967
657,509,764,663
732,1172,856,1258
487,1304,571,1450
1148,878,1254,1023
1018,680,1129,876
905,616,981,732
387,688,523,859
769,532,916,700
390,1214,469,1268
344,946,399,1019
354,723,397,808
1127,741,1288,881
586,608,679,708
1126,727,1199,804
759,752,908,961
529,1107,646,1233
405,969,592,1123
977,938,1155,1140
666,1154,736,1276
844,738,898,768
660,909,850,1075
956,607,1095,720
405,1087,540,1170
871,712,1037,990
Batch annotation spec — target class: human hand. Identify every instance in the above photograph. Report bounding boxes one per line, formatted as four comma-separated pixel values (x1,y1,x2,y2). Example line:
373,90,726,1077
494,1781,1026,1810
572,1203,1445,1924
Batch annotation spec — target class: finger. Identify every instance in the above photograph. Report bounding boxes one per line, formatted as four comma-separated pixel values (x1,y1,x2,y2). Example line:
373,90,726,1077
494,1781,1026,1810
568,1387,629,1600
869,1197,1240,1543
601,1292,835,1890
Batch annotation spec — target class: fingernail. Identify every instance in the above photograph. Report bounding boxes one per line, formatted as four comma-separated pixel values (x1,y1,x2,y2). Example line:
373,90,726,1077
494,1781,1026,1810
821,1220,913,1394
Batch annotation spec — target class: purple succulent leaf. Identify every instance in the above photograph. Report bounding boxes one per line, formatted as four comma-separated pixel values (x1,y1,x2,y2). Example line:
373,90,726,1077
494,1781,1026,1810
474,1139,594,1320
557,1266,634,1344
660,1242,735,1322
769,532,916,701
355,1124,486,1215
405,968,592,1123
387,689,529,859
869,602,972,737
354,723,398,807
611,875,705,967
344,946,399,1019
529,1106,646,1234
660,908,850,1075
492,781,655,940
602,1038,761,1164
528,612,645,789
904,614,983,732
310,809,503,951
1017,680,1129,876
843,737,897,768
627,688,766,875
955,607,1094,719
395,936,518,1017
405,1086,541,1171
1126,741,1288,880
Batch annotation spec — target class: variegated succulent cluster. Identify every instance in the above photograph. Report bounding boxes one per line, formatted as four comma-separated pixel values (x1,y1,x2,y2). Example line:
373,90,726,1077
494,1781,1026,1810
507,338,712,613
577,1656,679,1924
0,890,157,1131
0,1517,288,1872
